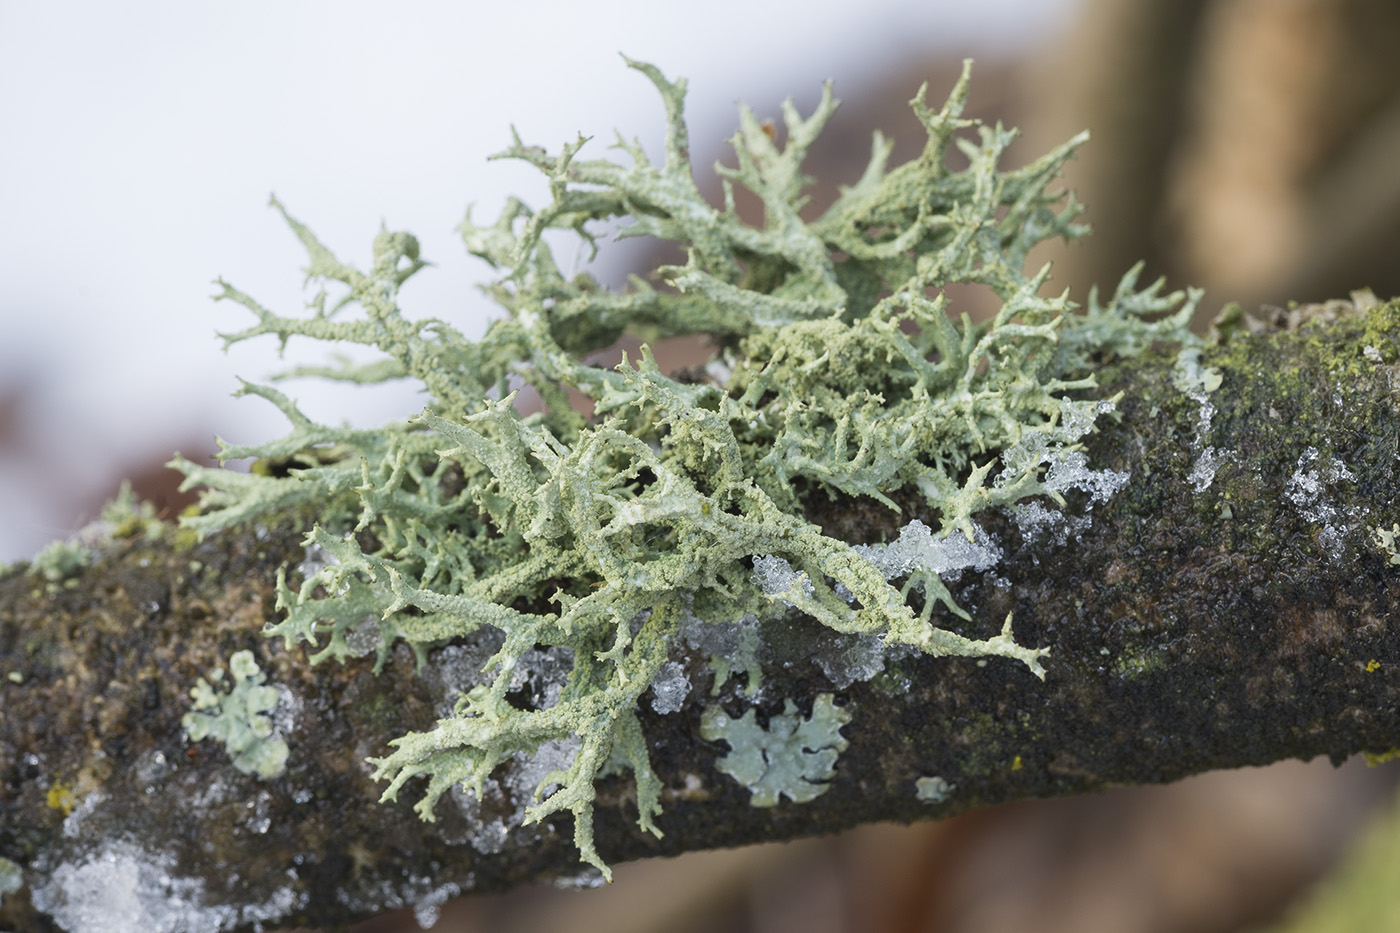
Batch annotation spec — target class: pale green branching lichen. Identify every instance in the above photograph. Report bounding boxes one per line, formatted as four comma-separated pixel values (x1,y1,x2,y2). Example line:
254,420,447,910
27,539,89,585
700,694,851,806
173,58,1199,875
182,650,290,780
100,480,166,541
22,485,163,592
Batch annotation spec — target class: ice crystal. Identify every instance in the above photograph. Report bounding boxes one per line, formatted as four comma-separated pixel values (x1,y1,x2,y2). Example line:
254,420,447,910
1014,500,1089,548
1188,446,1223,492
650,660,691,713
682,609,765,696
1174,346,1233,494
1286,447,1359,559
811,632,888,689
411,882,461,929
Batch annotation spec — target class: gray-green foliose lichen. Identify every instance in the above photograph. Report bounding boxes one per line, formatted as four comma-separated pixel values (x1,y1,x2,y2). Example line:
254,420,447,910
915,775,954,804
172,58,1198,876
0,855,20,906
181,650,290,780
1374,524,1400,565
700,694,851,806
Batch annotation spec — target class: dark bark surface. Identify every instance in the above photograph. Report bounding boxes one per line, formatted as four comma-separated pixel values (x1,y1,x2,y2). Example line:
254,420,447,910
5,301,1400,931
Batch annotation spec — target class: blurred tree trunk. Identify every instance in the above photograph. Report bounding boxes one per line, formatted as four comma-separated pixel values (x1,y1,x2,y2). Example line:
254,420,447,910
1025,0,1400,312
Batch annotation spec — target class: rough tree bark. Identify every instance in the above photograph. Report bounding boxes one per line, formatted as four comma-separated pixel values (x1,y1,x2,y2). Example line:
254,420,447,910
4,298,1400,931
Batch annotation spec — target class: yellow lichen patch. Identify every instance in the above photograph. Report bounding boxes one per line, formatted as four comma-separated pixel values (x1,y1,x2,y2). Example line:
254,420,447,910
1363,748,1400,766
1366,659,1381,673
46,781,77,815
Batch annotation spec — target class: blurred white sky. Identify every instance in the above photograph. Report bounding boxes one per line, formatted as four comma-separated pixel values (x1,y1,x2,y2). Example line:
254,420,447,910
0,0,1077,561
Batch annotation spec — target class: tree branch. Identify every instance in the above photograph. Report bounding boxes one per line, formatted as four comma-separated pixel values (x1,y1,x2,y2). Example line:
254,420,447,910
4,299,1400,931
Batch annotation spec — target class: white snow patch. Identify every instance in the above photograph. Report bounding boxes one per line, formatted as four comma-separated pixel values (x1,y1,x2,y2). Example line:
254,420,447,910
1057,397,1115,441
187,775,234,811
238,884,306,930
448,779,511,854
62,791,108,839
681,610,756,660
1286,447,1354,513
134,750,171,796
334,872,468,929
31,839,304,933
270,683,302,739
510,645,574,711
296,541,336,582
449,735,583,855
999,407,1132,526
32,841,233,933
681,609,764,697
427,636,506,716
508,737,581,808
244,790,274,835
704,355,734,385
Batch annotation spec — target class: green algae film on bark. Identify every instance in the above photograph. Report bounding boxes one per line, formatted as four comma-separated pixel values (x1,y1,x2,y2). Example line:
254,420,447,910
5,302,1400,931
